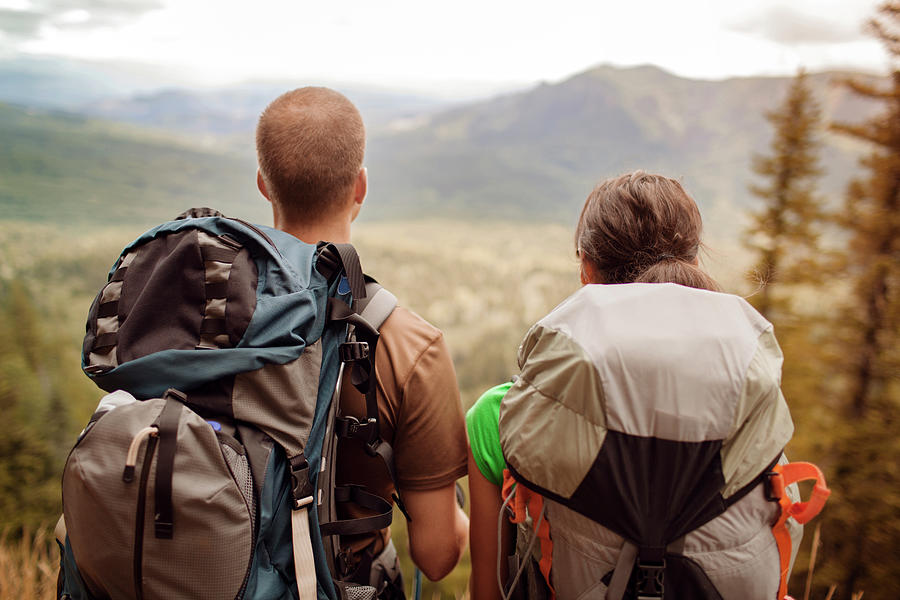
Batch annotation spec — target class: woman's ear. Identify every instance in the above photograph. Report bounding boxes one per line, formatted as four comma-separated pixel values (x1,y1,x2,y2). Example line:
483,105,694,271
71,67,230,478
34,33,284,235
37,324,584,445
580,257,600,285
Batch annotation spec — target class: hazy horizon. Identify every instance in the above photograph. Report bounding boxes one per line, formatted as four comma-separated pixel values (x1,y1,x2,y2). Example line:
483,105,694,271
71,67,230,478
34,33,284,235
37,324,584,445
0,0,888,99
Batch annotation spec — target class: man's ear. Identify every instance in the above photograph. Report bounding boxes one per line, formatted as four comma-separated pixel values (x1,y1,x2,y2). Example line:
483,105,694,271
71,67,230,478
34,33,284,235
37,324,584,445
353,167,367,206
257,169,270,201
349,168,367,222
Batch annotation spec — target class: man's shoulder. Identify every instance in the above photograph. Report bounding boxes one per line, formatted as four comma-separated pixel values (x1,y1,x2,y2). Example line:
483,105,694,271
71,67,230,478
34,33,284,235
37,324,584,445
379,305,444,350
375,304,452,392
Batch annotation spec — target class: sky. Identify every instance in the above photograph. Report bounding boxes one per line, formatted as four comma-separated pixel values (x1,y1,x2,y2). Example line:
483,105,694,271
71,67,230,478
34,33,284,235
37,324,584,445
0,0,890,95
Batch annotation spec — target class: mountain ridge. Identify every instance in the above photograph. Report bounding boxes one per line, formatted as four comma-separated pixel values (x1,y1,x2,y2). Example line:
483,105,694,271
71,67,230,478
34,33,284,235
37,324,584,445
0,62,885,233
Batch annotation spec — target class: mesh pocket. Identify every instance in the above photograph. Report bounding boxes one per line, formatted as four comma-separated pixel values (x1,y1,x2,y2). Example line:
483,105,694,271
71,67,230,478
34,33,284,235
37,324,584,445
221,442,256,532
343,584,377,600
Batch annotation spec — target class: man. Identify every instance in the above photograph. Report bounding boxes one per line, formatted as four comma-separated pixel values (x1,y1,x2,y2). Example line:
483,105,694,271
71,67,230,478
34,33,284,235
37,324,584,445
255,87,469,591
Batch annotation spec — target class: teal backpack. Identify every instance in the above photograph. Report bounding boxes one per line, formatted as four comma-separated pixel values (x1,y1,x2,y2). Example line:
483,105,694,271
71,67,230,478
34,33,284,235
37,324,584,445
57,209,402,600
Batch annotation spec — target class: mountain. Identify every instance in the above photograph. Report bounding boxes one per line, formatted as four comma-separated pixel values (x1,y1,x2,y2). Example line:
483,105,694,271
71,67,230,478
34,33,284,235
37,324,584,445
0,103,267,227
78,84,455,139
0,63,885,233
0,57,460,139
0,55,185,110
364,65,880,231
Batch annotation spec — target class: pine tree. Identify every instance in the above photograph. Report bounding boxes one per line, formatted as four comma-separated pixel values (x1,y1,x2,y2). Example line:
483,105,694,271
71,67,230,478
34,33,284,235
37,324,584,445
741,83,830,597
815,2,900,596
745,69,824,319
0,281,63,533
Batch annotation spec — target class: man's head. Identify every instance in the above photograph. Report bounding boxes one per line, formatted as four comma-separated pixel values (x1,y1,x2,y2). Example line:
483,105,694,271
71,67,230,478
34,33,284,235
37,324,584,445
256,87,366,232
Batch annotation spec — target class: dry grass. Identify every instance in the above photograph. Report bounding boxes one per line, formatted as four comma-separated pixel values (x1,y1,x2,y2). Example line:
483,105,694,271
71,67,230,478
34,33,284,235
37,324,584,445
803,524,823,600
0,527,57,600
0,524,870,600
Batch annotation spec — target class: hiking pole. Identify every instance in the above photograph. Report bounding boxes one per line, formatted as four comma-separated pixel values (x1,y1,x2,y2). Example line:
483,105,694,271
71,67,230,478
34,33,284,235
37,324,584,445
413,568,422,600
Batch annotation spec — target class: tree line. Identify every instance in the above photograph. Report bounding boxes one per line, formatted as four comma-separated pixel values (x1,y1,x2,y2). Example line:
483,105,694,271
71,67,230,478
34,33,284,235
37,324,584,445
744,2,900,596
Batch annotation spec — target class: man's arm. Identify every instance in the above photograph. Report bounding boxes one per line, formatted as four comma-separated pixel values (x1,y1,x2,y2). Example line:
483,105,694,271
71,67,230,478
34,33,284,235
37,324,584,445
403,483,469,581
389,319,469,580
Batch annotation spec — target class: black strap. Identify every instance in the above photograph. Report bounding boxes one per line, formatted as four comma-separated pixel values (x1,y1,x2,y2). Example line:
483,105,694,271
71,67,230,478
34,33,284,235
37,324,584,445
228,217,279,254
328,296,409,522
316,243,366,302
328,297,379,339
365,439,398,488
110,265,128,282
199,318,227,335
289,452,315,508
725,452,783,508
329,297,381,446
154,390,183,539
334,244,365,302
320,485,394,537
205,282,228,298
92,332,118,350
202,246,239,264
97,301,119,318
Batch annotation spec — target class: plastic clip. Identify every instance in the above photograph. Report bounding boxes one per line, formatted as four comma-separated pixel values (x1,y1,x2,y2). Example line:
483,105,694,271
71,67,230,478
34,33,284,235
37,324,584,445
636,559,665,600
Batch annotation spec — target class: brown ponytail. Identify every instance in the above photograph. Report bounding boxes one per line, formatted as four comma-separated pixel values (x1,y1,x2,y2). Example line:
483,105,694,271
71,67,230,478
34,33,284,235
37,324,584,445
575,171,720,292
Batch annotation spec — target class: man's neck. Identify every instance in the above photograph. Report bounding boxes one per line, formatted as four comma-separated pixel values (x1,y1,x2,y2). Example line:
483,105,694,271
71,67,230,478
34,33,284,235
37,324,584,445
276,213,353,245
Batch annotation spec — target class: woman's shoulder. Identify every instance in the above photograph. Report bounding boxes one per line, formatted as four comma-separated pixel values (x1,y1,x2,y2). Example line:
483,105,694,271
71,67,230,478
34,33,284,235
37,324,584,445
467,381,513,427
466,381,514,486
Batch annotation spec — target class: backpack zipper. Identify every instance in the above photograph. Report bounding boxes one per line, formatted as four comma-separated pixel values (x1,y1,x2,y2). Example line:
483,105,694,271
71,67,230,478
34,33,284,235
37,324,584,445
235,509,256,600
226,217,283,258
133,435,159,600
234,451,257,600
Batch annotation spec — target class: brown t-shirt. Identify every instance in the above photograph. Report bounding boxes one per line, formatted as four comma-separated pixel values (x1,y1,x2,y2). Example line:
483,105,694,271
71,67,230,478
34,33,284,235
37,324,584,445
335,305,468,560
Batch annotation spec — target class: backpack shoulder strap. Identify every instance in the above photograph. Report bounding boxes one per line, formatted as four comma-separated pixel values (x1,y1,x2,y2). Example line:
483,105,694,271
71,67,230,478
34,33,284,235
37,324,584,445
357,278,398,332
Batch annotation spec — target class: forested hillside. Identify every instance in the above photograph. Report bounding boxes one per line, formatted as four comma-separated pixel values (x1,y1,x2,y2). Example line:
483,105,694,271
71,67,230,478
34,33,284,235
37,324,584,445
0,103,266,226
365,66,879,230
1,64,882,233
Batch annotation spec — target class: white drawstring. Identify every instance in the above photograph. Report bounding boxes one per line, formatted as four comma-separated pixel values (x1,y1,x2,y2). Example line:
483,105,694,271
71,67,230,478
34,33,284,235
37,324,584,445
125,426,158,469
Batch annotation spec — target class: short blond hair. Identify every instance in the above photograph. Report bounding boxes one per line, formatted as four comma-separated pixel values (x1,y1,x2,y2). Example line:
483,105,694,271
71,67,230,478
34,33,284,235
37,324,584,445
256,87,365,222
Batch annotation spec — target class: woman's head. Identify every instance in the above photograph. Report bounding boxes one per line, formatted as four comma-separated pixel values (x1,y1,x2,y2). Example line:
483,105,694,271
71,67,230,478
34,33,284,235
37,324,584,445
575,171,719,292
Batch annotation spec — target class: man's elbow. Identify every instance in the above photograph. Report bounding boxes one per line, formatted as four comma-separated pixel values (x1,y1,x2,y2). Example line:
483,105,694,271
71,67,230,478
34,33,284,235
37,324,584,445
410,508,469,580
412,549,457,582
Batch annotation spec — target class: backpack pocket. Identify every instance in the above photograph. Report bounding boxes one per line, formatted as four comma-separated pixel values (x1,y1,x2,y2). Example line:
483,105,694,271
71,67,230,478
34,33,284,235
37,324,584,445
63,396,255,600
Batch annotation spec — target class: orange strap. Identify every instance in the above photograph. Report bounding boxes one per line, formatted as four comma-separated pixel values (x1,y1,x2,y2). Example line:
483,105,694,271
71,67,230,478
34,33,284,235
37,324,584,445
502,469,556,599
769,462,831,600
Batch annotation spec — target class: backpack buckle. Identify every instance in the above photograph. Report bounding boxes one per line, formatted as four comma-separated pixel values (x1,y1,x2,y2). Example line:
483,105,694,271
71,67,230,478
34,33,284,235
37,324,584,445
289,454,314,509
635,559,665,600
339,341,369,362
335,416,378,443
765,470,785,502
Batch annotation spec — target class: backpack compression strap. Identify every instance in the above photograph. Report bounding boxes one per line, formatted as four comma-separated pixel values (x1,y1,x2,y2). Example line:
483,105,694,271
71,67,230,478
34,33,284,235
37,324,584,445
768,463,830,600
501,469,555,600
319,281,408,586
326,294,399,485
286,243,371,600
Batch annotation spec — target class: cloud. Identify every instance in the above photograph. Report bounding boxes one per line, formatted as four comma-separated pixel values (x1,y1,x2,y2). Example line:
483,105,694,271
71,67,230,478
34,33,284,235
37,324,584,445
0,8,45,40
0,0,162,43
726,5,868,45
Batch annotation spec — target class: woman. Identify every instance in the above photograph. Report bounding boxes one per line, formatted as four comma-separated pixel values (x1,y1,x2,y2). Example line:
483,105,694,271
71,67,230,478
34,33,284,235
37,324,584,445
467,171,764,599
